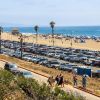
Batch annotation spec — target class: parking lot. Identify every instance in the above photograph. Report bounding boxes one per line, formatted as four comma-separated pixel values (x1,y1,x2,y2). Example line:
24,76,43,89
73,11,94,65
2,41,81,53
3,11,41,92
1,39,100,77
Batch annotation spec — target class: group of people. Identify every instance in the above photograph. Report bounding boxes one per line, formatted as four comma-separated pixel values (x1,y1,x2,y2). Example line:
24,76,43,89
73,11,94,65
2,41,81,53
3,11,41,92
47,74,64,87
48,74,87,89
73,74,87,88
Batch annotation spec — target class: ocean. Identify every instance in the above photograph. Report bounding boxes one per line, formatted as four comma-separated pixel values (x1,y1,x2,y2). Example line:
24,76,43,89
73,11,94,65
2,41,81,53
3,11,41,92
3,26,100,37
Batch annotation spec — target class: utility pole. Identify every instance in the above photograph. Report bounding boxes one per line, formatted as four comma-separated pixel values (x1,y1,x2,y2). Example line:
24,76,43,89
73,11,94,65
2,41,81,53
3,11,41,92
20,34,23,59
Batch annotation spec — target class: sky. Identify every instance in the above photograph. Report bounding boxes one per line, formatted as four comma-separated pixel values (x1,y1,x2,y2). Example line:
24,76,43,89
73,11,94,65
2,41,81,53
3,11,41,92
0,0,100,27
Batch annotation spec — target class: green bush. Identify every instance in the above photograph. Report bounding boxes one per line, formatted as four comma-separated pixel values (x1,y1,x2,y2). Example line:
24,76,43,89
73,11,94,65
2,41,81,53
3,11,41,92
0,70,86,100
0,70,14,85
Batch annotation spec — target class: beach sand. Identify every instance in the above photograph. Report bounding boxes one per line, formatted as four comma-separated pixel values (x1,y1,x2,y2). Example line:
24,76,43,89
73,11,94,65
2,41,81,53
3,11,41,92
2,32,100,51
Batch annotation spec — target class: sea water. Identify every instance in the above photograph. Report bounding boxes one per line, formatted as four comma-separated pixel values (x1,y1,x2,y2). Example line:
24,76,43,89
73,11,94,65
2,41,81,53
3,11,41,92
3,26,100,37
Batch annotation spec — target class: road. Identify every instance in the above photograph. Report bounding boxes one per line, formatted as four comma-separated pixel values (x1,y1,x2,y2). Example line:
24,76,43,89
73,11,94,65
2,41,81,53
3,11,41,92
0,60,100,100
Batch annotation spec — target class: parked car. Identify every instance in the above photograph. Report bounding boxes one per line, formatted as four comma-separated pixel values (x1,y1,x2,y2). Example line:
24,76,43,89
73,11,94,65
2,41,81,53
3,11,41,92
59,63,77,72
19,71,34,78
46,60,60,68
47,51,55,57
31,57,41,63
54,53,61,59
4,63,18,71
38,58,48,64
92,59,100,67
22,56,32,61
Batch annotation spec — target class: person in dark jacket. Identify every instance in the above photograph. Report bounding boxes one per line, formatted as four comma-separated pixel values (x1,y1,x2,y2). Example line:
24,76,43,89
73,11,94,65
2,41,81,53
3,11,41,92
58,74,64,87
55,75,59,85
82,74,87,89
73,74,77,87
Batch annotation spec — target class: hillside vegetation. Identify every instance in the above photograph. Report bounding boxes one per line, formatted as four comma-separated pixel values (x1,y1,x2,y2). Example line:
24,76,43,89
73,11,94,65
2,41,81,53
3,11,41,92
0,70,85,100
0,55,100,96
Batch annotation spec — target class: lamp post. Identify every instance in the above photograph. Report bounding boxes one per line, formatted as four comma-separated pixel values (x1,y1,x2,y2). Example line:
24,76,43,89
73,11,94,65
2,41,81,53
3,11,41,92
50,21,55,46
0,27,3,53
19,33,23,59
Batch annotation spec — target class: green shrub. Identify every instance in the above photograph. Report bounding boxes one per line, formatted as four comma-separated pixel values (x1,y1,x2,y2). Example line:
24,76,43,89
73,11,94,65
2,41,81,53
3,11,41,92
0,70,14,85
0,70,86,100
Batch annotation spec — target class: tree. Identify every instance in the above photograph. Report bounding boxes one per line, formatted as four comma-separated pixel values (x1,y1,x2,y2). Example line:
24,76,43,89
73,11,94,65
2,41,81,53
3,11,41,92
50,21,55,46
34,25,39,44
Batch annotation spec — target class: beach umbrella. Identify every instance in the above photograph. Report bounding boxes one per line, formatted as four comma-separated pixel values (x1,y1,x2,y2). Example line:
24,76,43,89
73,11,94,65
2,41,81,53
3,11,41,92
0,27,3,53
50,21,55,46
34,25,39,44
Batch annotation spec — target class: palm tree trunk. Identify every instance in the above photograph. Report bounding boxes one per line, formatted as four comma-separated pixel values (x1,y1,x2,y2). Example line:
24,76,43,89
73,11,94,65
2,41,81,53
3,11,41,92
52,28,54,46
36,31,38,44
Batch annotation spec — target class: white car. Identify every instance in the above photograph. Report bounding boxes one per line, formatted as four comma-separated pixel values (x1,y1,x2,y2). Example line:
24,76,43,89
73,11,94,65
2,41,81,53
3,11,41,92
4,63,18,71
22,56,32,61
20,71,34,78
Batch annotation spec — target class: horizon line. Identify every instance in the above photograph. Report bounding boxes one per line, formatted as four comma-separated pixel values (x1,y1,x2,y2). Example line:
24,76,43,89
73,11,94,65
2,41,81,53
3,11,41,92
3,25,100,28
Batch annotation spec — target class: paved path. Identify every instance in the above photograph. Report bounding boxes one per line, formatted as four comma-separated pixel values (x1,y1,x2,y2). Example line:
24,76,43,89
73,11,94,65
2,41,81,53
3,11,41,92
0,60,100,100
0,61,6,69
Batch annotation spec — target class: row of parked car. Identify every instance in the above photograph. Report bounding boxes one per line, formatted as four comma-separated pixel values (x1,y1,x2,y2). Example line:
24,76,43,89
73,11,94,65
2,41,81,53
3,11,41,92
1,40,100,67
1,48,92,76
1,48,78,72
4,51,94,77
4,62,34,78
1,44,100,77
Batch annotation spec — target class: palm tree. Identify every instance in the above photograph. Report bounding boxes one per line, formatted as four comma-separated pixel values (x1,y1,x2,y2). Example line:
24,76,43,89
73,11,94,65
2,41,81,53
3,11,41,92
50,21,55,46
34,25,39,44
0,27,3,53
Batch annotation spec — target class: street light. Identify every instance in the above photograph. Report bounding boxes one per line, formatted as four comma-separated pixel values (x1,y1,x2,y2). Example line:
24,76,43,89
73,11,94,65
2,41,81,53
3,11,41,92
19,33,23,59
0,27,3,53
50,21,55,46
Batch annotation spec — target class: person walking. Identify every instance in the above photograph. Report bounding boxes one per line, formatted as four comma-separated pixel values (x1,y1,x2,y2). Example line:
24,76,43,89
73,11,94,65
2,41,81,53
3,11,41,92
58,74,64,87
82,74,87,89
47,76,54,87
55,75,59,85
73,74,77,87
60,75,64,87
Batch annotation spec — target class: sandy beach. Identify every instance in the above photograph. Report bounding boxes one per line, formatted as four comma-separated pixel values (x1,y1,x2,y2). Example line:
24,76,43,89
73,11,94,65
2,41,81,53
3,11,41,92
2,32,100,51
